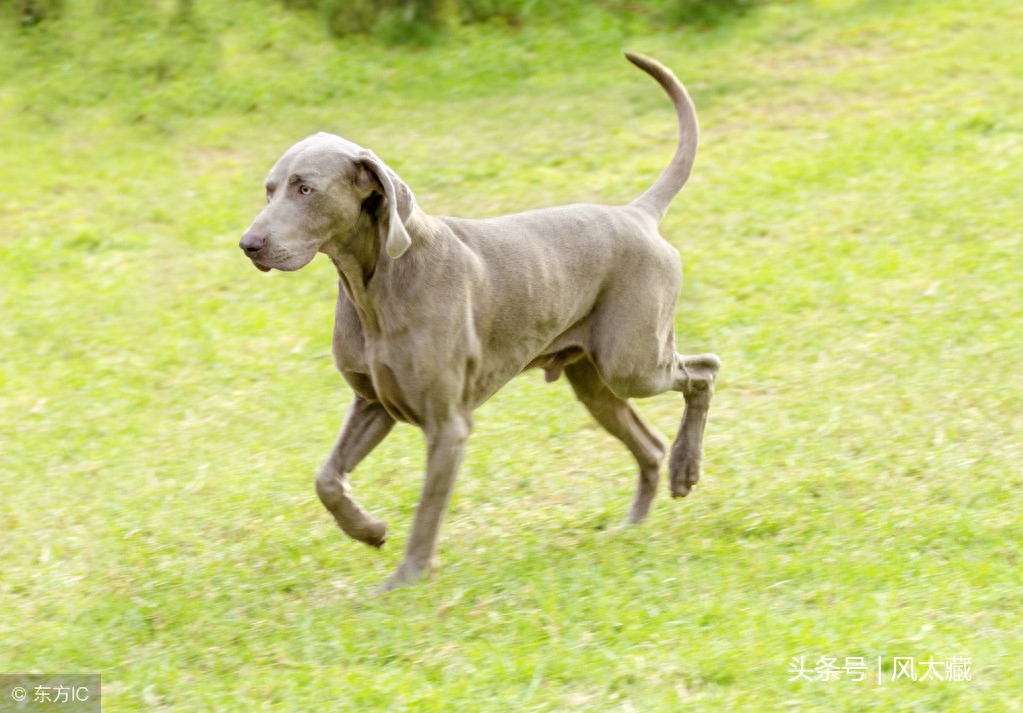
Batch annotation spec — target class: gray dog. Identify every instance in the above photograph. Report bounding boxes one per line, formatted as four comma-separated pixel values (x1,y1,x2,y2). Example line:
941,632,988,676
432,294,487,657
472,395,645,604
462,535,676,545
240,53,720,591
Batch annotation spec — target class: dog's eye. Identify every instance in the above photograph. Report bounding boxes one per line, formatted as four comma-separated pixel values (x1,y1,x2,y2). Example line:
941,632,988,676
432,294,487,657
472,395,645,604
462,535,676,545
299,185,313,196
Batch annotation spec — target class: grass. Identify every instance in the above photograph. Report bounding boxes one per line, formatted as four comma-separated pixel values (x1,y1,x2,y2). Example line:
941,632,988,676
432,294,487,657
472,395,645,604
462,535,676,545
1,0,1022,710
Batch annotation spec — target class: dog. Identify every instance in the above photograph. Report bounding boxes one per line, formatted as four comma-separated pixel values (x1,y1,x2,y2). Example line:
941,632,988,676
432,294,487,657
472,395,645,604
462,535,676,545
239,53,721,591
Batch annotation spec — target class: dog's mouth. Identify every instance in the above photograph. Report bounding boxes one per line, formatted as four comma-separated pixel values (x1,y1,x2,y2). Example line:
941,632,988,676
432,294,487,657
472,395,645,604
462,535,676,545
252,261,272,273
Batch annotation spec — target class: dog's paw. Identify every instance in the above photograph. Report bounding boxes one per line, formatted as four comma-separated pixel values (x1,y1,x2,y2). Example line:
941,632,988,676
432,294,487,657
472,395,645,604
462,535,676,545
377,558,434,594
669,447,702,498
360,520,388,549
364,528,387,549
340,518,388,549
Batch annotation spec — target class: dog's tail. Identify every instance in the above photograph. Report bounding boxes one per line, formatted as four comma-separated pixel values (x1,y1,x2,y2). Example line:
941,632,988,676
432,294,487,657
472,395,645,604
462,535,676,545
625,52,699,222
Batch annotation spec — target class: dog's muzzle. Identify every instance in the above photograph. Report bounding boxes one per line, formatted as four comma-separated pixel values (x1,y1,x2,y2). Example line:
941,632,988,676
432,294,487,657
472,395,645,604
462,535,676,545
239,231,272,271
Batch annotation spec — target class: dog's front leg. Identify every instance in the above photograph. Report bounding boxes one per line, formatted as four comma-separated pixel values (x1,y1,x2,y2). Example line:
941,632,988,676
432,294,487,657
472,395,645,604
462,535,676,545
381,413,471,592
316,395,394,548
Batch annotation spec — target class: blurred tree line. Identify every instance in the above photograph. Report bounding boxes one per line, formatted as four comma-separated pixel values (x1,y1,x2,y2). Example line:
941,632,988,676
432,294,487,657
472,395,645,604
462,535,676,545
289,0,756,37
4,0,756,34
5,0,197,25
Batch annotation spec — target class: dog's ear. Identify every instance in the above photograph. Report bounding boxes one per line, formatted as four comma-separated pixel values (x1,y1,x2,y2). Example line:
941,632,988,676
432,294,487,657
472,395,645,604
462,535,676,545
356,152,414,259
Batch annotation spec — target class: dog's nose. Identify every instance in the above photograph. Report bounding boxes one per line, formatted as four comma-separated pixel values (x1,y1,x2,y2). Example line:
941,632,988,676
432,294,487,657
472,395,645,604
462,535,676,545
239,232,267,256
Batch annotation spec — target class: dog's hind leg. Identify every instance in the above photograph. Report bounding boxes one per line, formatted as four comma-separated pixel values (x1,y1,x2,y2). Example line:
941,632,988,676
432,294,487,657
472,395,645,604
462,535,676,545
594,344,720,500
315,395,395,548
667,353,720,498
564,359,668,524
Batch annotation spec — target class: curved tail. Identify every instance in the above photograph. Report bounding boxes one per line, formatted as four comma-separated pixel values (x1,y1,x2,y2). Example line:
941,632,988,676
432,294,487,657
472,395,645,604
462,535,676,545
625,52,699,222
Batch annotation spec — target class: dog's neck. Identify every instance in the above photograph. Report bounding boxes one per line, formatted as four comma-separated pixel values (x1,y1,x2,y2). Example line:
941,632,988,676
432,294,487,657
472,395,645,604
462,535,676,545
327,206,444,336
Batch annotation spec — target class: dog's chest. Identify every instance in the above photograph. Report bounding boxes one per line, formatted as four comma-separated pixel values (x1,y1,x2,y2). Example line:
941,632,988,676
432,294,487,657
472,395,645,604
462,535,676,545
370,360,421,426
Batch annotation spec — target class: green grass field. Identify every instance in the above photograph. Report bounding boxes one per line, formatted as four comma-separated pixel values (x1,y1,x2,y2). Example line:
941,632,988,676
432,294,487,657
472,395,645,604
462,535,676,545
1,0,1021,709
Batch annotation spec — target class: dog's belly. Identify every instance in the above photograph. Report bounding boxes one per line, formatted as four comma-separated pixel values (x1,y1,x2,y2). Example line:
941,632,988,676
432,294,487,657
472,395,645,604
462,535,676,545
525,346,586,382
463,317,593,407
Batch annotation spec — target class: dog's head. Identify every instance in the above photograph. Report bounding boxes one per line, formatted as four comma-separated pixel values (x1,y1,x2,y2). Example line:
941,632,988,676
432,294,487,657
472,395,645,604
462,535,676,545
239,132,414,272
